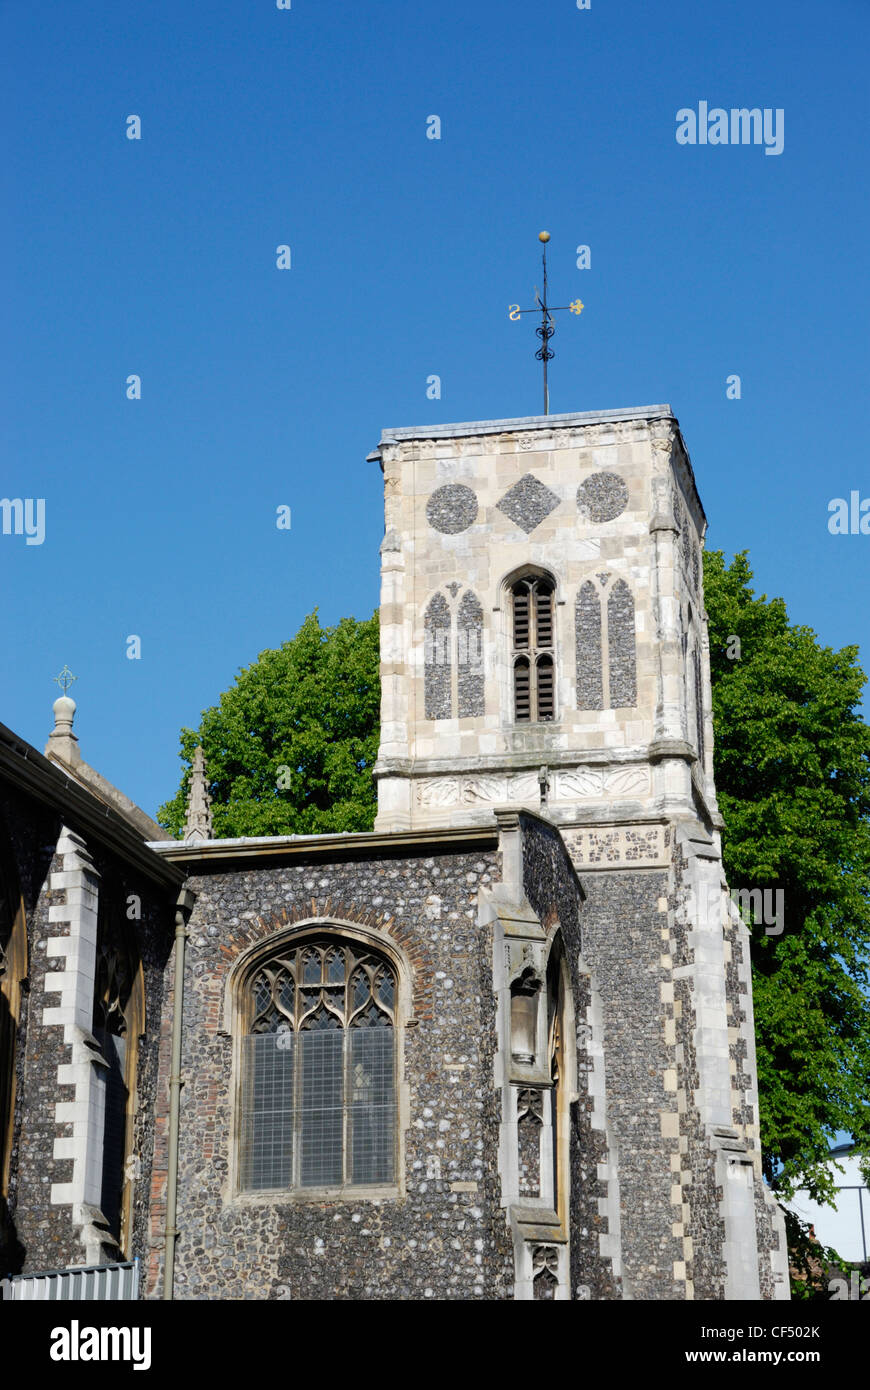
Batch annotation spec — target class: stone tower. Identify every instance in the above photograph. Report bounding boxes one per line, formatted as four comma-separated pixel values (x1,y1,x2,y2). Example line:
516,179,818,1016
370,405,789,1298
372,404,712,844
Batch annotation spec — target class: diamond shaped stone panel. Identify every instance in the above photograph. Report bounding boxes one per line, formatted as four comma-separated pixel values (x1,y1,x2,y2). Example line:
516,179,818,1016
496,473,561,534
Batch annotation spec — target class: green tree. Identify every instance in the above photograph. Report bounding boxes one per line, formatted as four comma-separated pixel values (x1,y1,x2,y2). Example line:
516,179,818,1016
158,611,380,838
704,551,870,1204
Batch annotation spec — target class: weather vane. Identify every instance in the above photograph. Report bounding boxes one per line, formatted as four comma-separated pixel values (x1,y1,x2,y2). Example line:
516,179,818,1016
509,232,583,416
53,665,77,695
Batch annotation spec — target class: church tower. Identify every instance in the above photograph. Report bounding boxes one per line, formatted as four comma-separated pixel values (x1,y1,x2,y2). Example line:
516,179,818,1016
371,404,790,1298
373,405,713,845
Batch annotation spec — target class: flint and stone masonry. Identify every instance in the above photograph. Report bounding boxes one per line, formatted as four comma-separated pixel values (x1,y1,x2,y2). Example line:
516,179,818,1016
1,405,788,1299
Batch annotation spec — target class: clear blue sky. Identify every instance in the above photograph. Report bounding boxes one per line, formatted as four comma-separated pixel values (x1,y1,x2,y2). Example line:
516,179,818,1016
1,0,868,820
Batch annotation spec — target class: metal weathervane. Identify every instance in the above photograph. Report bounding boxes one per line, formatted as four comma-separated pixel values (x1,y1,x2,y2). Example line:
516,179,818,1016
509,232,583,415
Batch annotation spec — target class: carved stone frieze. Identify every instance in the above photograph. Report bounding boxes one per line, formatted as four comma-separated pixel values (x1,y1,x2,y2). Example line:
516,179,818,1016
604,766,649,796
507,772,539,802
415,777,461,807
462,776,508,804
554,768,604,799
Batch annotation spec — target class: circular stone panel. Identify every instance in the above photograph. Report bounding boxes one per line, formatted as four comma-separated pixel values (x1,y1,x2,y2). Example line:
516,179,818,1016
426,484,479,534
577,472,629,523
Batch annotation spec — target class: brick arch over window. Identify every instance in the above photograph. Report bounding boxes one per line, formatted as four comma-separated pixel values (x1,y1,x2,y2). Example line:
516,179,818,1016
223,904,431,1024
423,592,452,720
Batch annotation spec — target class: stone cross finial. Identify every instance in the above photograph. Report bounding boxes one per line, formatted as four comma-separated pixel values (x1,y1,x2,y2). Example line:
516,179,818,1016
45,668,81,764
183,746,214,842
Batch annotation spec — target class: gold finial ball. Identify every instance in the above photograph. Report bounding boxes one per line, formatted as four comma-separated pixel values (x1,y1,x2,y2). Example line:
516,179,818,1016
538,231,551,243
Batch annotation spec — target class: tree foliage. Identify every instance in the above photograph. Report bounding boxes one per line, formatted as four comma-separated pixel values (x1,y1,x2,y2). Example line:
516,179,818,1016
704,551,870,1201
158,612,380,839
782,1210,851,1301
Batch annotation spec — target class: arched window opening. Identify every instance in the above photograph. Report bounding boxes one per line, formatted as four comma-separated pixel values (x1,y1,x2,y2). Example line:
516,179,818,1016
511,576,556,722
241,938,397,1192
92,907,141,1257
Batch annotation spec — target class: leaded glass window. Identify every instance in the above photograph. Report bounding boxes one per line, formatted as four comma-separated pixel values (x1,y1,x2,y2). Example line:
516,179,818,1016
241,939,397,1192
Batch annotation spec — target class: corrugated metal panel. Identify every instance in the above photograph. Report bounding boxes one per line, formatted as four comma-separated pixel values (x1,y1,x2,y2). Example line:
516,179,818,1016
3,1258,139,1301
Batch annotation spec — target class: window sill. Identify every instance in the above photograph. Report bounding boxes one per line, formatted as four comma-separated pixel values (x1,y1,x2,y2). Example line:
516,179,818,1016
228,1183,401,1207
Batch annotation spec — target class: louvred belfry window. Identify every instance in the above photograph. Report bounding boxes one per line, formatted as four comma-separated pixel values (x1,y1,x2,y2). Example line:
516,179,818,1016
511,577,556,722
241,939,397,1192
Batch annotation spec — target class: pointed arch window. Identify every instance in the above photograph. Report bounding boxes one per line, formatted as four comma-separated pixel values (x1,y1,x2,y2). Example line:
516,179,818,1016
240,938,397,1192
511,576,556,722
92,901,142,1258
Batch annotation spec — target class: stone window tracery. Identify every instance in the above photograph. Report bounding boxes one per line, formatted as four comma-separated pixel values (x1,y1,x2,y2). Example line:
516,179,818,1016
240,937,397,1192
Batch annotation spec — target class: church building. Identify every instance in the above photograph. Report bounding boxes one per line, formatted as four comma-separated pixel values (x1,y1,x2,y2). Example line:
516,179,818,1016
1,404,790,1299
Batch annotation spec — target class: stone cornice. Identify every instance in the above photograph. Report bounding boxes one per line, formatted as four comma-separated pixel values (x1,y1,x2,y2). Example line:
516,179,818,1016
369,405,676,460
375,747,652,778
382,404,673,441
146,823,500,865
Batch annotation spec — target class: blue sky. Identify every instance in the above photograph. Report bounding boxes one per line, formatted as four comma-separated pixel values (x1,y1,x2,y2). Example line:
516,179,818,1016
1,0,868,820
